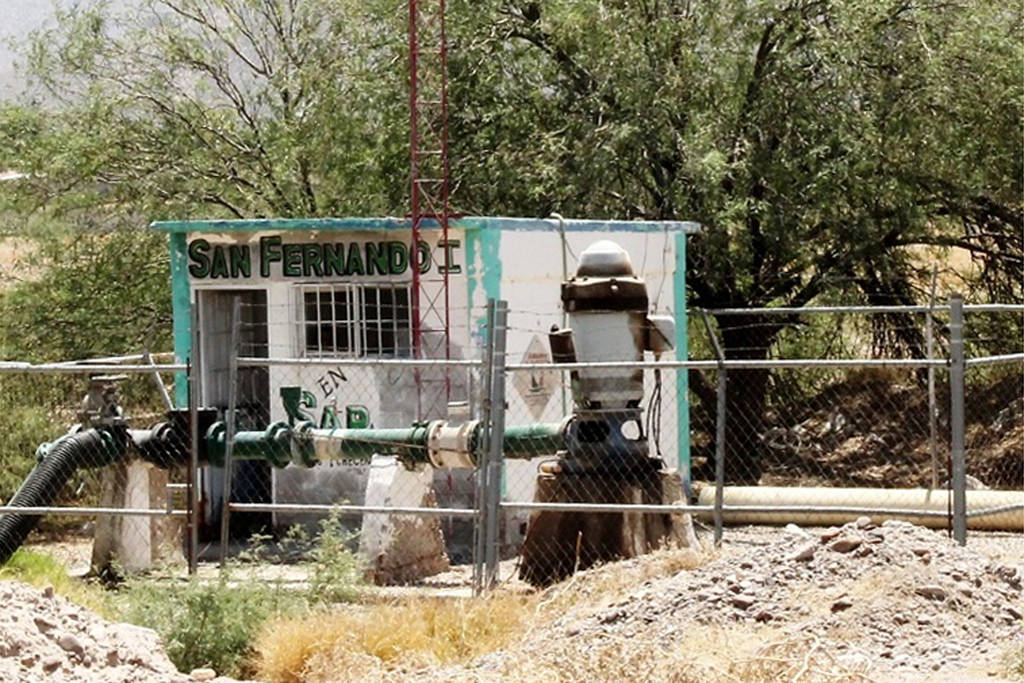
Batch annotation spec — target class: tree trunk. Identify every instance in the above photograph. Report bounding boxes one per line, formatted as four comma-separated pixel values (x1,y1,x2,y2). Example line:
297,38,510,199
716,314,781,484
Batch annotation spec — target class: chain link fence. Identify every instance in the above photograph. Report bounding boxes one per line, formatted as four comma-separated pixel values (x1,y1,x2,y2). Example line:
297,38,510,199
0,300,1020,592
0,360,187,575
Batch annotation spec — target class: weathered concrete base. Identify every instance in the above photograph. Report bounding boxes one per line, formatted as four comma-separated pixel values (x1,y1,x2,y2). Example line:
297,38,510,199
519,467,699,586
358,455,450,585
91,461,180,575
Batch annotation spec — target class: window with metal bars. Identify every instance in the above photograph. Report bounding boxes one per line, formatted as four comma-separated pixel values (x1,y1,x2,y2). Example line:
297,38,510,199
297,284,412,357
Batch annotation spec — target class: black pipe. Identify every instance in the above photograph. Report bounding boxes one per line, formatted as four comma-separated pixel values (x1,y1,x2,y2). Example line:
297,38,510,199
0,429,126,565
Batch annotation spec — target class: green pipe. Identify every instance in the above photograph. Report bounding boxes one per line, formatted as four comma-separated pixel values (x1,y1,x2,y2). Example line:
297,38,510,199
302,423,432,464
201,419,569,469
501,422,566,459
206,421,292,468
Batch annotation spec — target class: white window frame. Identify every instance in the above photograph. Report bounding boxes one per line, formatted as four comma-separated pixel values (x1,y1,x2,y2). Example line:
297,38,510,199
295,283,412,358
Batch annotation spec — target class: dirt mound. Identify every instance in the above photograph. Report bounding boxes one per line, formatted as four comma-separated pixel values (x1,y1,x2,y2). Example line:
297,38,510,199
0,581,247,683
440,521,1023,680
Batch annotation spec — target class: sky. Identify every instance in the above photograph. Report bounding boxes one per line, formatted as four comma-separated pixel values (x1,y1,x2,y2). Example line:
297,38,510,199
0,0,59,96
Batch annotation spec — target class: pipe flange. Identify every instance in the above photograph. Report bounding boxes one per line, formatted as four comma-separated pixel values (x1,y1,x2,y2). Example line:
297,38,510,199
427,420,477,469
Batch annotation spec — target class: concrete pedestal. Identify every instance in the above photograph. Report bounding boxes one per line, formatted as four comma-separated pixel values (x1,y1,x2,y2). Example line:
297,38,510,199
358,456,450,585
91,461,180,575
519,468,698,586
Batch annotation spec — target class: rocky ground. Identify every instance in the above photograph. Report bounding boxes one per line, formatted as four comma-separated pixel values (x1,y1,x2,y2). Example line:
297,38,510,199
4,521,1022,682
425,519,1024,681
0,581,246,683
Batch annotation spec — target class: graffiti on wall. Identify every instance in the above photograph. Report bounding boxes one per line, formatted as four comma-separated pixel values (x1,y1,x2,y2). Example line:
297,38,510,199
279,365,370,429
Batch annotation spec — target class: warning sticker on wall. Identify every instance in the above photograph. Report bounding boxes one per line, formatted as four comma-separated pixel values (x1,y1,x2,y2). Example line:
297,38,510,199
512,335,559,420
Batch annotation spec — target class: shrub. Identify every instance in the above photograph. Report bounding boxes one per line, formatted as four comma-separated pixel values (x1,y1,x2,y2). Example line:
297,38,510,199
117,574,305,678
116,516,364,678
307,512,363,604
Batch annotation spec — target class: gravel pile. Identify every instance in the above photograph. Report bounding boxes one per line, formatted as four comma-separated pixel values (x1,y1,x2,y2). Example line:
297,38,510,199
0,581,245,683
458,519,1023,680
556,519,1023,675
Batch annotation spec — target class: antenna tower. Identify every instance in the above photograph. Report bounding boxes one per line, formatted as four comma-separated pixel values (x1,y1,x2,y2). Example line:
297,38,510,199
409,0,452,417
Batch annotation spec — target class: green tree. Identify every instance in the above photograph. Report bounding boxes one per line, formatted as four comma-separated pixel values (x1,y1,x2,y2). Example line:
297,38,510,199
3,0,407,220
0,0,409,363
447,0,1023,480
1,0,1020,482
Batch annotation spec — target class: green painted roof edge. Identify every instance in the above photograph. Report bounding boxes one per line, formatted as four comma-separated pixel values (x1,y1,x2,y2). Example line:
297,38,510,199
149,216,701,234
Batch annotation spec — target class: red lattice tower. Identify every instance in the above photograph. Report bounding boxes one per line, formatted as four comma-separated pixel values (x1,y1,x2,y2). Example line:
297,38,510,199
409,0,452,417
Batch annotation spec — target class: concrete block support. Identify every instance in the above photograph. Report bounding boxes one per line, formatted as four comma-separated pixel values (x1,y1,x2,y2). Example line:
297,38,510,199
359,455,450,584
91,461,179,574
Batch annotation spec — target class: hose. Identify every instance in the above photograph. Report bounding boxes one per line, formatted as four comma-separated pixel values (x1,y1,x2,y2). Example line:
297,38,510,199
0,429,126,564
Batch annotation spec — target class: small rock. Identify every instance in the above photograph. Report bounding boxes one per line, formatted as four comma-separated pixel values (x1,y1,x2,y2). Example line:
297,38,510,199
855,516,873,529
190,668,217,681
20,654,37,668
33,616,56,632
57,633,84,655
912,547,931,557
731,594,756,610
915,585,947,600
788,542,817,562
997,565,1022,587
1005,606,1022,620
957,584,974,598
42,585,55,599
41,655,62,673
831,598,854,613
917,615,933,625
106,649,120,666
819,527,843,543
830,536,862,553
598,609,626,624
784,523,809,538
755,609,773,622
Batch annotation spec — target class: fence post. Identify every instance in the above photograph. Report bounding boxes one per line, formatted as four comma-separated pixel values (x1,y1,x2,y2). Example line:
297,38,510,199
187,304,201,575
484,300,508,588
700,310,727,547
218,296,241,568
472,299,497,595
926,267,939,490
949,293,967,545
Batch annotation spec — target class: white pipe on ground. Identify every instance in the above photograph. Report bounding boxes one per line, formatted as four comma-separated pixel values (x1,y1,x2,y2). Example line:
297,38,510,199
695,487,1024,532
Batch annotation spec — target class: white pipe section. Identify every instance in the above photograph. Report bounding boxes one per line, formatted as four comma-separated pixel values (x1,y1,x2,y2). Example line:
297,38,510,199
696,487,1024,531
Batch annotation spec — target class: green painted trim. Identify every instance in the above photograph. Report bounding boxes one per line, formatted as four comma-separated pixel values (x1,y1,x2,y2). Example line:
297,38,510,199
170,232,191,407
464,227,505,496
151,215,701,235
673,231,691,487
465,227,503,344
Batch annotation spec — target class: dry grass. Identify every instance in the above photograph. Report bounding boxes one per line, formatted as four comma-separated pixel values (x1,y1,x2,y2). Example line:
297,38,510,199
254,593,535,682
254,548,706,683
1000,639,1024,680
252,545,879,682
458,628,872,683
